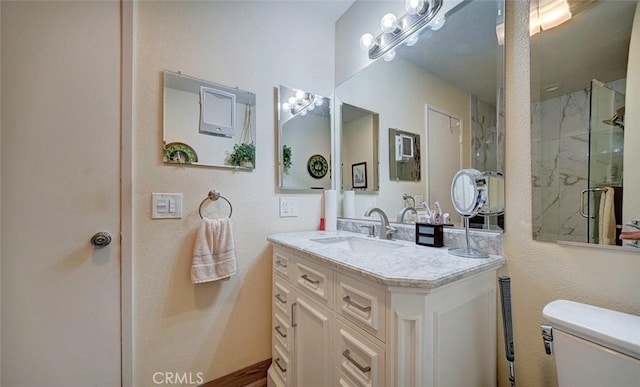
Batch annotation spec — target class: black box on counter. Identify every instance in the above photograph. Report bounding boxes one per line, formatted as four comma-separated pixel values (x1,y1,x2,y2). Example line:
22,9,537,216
415,223,444,247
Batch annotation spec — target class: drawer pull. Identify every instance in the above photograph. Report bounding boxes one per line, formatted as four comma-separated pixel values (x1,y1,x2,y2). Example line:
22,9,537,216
274,357,287,373
276,260,288,268
275,325,287,338
342,349,371,373
343,295,371,312
301,274,320,285
275,294,287,304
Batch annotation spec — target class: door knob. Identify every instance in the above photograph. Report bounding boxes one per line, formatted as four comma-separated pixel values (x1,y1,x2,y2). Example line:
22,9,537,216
90,231,112,248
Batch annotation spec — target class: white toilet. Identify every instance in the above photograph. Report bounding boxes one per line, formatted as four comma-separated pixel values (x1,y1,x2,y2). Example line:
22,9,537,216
542,300,640,386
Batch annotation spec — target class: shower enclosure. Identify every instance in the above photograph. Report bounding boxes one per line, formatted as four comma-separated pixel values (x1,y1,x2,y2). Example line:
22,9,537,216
532,78,625,244
583,80,625,244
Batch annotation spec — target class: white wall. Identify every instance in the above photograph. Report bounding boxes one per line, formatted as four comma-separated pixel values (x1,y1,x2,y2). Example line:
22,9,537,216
499,2,640,386
133,1,337,383
624,4,640,222
281,114,331,189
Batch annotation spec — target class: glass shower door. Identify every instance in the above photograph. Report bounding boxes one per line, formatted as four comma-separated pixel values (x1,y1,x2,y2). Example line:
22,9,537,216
584,80,625,244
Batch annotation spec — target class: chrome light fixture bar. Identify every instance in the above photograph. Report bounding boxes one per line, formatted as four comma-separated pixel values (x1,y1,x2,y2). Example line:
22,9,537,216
282,89,324,117
361,0,444,60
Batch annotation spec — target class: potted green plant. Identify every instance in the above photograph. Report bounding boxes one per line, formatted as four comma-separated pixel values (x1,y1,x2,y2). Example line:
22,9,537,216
282,145,292,171
227,142,255,168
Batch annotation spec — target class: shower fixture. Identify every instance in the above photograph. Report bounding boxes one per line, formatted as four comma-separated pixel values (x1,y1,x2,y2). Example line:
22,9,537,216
603,107,625,130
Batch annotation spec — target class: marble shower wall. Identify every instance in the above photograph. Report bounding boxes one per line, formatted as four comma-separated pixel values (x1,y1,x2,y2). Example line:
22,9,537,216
531,79,626,243
471,95,501,172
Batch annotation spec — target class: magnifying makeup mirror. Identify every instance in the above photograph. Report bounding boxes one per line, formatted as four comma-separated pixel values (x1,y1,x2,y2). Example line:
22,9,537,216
449,168,490,258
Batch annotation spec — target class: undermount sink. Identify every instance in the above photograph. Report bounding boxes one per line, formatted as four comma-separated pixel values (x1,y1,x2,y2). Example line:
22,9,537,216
311,236,402,253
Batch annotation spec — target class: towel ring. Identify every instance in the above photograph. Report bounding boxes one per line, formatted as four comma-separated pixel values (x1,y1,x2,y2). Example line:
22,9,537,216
199,190,233,219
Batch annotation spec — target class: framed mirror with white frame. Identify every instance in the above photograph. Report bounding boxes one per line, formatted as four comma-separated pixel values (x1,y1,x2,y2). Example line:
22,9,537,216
277,84,332,192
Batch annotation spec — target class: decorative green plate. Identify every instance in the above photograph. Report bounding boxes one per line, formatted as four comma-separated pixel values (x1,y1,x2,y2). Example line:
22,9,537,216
307,154,328,179
164,142,198,164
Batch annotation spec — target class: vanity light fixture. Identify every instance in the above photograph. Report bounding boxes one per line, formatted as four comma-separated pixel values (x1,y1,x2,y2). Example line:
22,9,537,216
281,89,324,117
360,0,456,61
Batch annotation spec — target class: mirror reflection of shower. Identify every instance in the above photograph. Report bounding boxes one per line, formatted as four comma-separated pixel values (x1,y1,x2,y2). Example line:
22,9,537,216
532,78,625,245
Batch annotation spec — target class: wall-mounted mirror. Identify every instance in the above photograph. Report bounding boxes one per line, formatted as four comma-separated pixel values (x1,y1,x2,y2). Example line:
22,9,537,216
163,71,256,168
341,103,379,192
530,0,639,247
334,0,505,229
277,85,332,191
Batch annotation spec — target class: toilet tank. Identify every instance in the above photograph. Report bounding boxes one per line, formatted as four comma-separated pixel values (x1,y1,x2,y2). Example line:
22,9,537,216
543,300,640,387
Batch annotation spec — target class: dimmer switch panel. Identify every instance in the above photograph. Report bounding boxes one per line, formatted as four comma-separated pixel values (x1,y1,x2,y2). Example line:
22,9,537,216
152,193,183,219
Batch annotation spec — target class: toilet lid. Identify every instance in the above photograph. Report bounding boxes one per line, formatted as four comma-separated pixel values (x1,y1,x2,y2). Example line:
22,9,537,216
543,300,640,360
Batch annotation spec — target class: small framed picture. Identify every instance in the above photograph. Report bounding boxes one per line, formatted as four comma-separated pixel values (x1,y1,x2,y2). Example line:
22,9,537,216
352,162,367,189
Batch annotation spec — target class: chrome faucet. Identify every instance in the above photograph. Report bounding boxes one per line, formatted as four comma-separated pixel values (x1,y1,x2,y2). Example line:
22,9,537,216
396,206,417,223
402,193,415,208
364,207,396,239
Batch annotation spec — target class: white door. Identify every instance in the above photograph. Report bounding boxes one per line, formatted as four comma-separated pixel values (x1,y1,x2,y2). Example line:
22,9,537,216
426,106,463,223
1,1,122,385
294,294,334,387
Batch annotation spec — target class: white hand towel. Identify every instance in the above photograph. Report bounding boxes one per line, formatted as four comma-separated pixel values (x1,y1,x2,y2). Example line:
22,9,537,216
598,187,616,245
191,217,236,283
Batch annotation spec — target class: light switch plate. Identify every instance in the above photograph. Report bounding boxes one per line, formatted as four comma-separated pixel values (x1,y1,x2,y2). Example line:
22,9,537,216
152,193,183,219
279,197,298,217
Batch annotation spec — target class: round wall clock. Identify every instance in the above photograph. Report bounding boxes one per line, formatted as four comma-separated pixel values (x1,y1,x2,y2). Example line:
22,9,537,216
164,142,198,164
307,154,328,179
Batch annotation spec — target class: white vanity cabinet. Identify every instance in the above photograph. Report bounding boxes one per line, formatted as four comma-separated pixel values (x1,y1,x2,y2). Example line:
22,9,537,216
268,239,501,387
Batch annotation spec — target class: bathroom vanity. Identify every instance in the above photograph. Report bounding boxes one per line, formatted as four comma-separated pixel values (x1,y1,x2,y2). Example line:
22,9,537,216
267,231,505,387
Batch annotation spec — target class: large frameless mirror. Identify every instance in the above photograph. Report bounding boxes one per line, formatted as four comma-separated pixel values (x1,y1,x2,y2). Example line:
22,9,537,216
162,71,256,169
530,0,640,248
334,0,505,230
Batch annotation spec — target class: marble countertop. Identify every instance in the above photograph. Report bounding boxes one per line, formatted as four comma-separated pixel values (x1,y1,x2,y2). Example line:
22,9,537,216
267,230,505,289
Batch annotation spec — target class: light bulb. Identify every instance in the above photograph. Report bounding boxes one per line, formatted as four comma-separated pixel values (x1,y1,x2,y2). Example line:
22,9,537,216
405,0,428,15
315,97,323,106
405,34,419,46
359,33,375,51
307,104,315,111
288,96,297,105
383,49,396,62
431,16,446,30
300,110,307,116
380,13,399,33
282,102,290,110
295,90,305,100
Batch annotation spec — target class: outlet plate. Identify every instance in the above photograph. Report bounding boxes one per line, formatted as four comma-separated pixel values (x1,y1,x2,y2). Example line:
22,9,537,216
152,193,183,219
279,197,298,217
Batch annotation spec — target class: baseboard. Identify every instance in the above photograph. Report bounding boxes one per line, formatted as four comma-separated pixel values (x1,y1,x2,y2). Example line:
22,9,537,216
201,358,271,387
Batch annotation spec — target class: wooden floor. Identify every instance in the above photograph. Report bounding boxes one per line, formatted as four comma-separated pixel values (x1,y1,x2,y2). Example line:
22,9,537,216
244,378,267,387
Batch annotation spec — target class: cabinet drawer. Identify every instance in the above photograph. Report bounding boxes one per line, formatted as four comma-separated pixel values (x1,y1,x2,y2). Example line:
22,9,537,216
336,368,359,387
272,344,292,387
293,258,334,307
273,251,292,280
336,320,385,387
336,273,386,342
273,310,294,353
273,275,294,317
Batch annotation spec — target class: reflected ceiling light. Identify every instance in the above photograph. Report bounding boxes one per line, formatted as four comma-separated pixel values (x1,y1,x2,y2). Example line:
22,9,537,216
496,0,575,46
282,89,323,117
360,0,466,61
543,83,563,92
538,0,572,30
